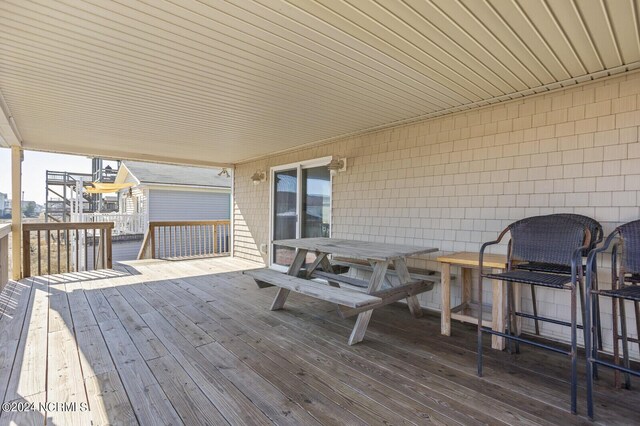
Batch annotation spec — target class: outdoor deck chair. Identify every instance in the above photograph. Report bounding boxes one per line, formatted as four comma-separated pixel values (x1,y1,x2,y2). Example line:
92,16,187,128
515,214,603,348
477,215,591,414
586,220,640,419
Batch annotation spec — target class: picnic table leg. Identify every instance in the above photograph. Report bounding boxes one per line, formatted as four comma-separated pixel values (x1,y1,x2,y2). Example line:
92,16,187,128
271,248,308,311
348,260,389,345
318,255,340,287
394,258,423,318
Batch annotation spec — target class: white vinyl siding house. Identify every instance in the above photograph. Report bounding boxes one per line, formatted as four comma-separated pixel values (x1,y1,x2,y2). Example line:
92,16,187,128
148,189,230,222
108,161,231,260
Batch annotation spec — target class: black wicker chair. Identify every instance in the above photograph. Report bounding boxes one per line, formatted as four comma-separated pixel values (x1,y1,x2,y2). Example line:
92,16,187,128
477,215,591,414
586,220,640,419
515,214,603,346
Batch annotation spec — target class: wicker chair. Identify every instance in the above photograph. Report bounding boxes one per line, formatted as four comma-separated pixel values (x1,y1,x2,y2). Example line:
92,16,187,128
586,220,640,419
477,215,591,414
515,214,603,346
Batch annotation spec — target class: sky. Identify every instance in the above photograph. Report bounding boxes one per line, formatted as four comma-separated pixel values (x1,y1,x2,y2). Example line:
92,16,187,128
0,149,92,204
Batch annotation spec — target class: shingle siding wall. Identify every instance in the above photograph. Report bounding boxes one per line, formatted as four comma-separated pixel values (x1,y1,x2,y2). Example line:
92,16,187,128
233,70,640,357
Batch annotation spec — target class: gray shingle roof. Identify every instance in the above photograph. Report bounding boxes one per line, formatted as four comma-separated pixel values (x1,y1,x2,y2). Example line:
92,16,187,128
123,161,231,188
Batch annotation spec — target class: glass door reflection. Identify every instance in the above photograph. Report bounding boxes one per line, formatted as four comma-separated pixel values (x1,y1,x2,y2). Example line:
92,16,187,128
272,169,298,267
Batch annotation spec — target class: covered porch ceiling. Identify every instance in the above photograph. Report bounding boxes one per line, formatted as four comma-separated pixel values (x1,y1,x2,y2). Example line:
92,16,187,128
1,0,639,166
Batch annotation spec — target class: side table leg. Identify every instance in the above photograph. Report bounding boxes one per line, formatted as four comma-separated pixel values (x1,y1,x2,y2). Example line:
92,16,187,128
462,267,472,315
441,262,451,336
491,271,506,350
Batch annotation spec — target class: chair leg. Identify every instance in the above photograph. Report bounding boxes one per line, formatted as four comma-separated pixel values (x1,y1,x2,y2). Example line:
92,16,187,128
505,281,512,354
585,278,595,419
530,284,540,335
620,298,631,389
613,295,621,388
477,271,483,377
595,272,603,351
635,301,640,362
592,292,600,380
506,282,518,354
578,279,588,347
570,285,578,414
510,282,520,353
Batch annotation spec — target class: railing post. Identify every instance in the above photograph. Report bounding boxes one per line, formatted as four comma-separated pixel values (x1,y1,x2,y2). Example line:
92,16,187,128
22,228,31,279
11,146,22,280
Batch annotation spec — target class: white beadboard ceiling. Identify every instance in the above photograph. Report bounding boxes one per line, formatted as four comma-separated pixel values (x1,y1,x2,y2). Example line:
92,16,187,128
1,0,639,165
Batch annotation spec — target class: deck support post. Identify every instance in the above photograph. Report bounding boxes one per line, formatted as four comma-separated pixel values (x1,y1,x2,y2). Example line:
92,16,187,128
11,146,22,280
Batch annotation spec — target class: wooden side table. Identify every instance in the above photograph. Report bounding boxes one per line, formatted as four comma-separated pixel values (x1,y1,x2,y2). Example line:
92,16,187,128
437,252,515,350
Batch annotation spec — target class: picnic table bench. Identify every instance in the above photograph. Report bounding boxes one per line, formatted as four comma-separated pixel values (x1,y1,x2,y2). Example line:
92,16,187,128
244,238,438,345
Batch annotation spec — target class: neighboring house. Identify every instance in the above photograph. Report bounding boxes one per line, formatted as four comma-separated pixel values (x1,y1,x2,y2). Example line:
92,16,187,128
103,161,231,261
0,193,7,218
114,160,231,223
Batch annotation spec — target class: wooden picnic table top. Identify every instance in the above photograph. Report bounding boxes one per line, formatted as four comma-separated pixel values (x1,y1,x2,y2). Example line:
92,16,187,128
273,237,438,262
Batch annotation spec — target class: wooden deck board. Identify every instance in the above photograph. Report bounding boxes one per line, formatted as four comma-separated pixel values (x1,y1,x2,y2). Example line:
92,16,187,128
0,257,636,425
5,278,48,403
84,371,137,426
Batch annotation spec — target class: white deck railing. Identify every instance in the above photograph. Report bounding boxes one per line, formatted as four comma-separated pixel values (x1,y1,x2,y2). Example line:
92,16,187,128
71,213,146,235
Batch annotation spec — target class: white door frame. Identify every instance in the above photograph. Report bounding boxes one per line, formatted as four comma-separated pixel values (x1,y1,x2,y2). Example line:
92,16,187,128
269,156,333,270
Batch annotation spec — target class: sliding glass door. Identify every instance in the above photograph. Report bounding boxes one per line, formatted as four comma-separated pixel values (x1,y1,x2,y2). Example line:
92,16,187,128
272,168,298,267
271,159,332,269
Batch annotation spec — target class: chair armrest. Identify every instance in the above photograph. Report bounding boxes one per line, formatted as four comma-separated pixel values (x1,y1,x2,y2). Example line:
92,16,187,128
586,232,618,291
478,227,509,275
572,243,591,279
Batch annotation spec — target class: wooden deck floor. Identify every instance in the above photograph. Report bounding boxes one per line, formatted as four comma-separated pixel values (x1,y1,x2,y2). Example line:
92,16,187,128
0,257,638,425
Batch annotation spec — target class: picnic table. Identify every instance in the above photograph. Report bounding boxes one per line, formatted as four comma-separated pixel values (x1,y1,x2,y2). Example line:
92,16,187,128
244,238,438,345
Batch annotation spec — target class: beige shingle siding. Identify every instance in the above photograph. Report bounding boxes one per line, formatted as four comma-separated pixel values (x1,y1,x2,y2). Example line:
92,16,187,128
234,70,640,357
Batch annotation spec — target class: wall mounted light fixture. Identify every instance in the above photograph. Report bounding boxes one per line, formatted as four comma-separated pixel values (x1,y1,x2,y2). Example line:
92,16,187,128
327,157,347,176
251,171,266,185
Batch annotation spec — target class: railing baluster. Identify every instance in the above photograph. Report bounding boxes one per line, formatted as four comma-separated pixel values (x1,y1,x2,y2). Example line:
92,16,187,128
222,223,226,253
214,223,218,254
163,226,167,258
56,229,61,274
170,226,174,258
37,230,41,276
47,231,51,275
93,229,97,270
75,229,79,273
66,229,70,273
101,228,106,269
84,229,88,272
